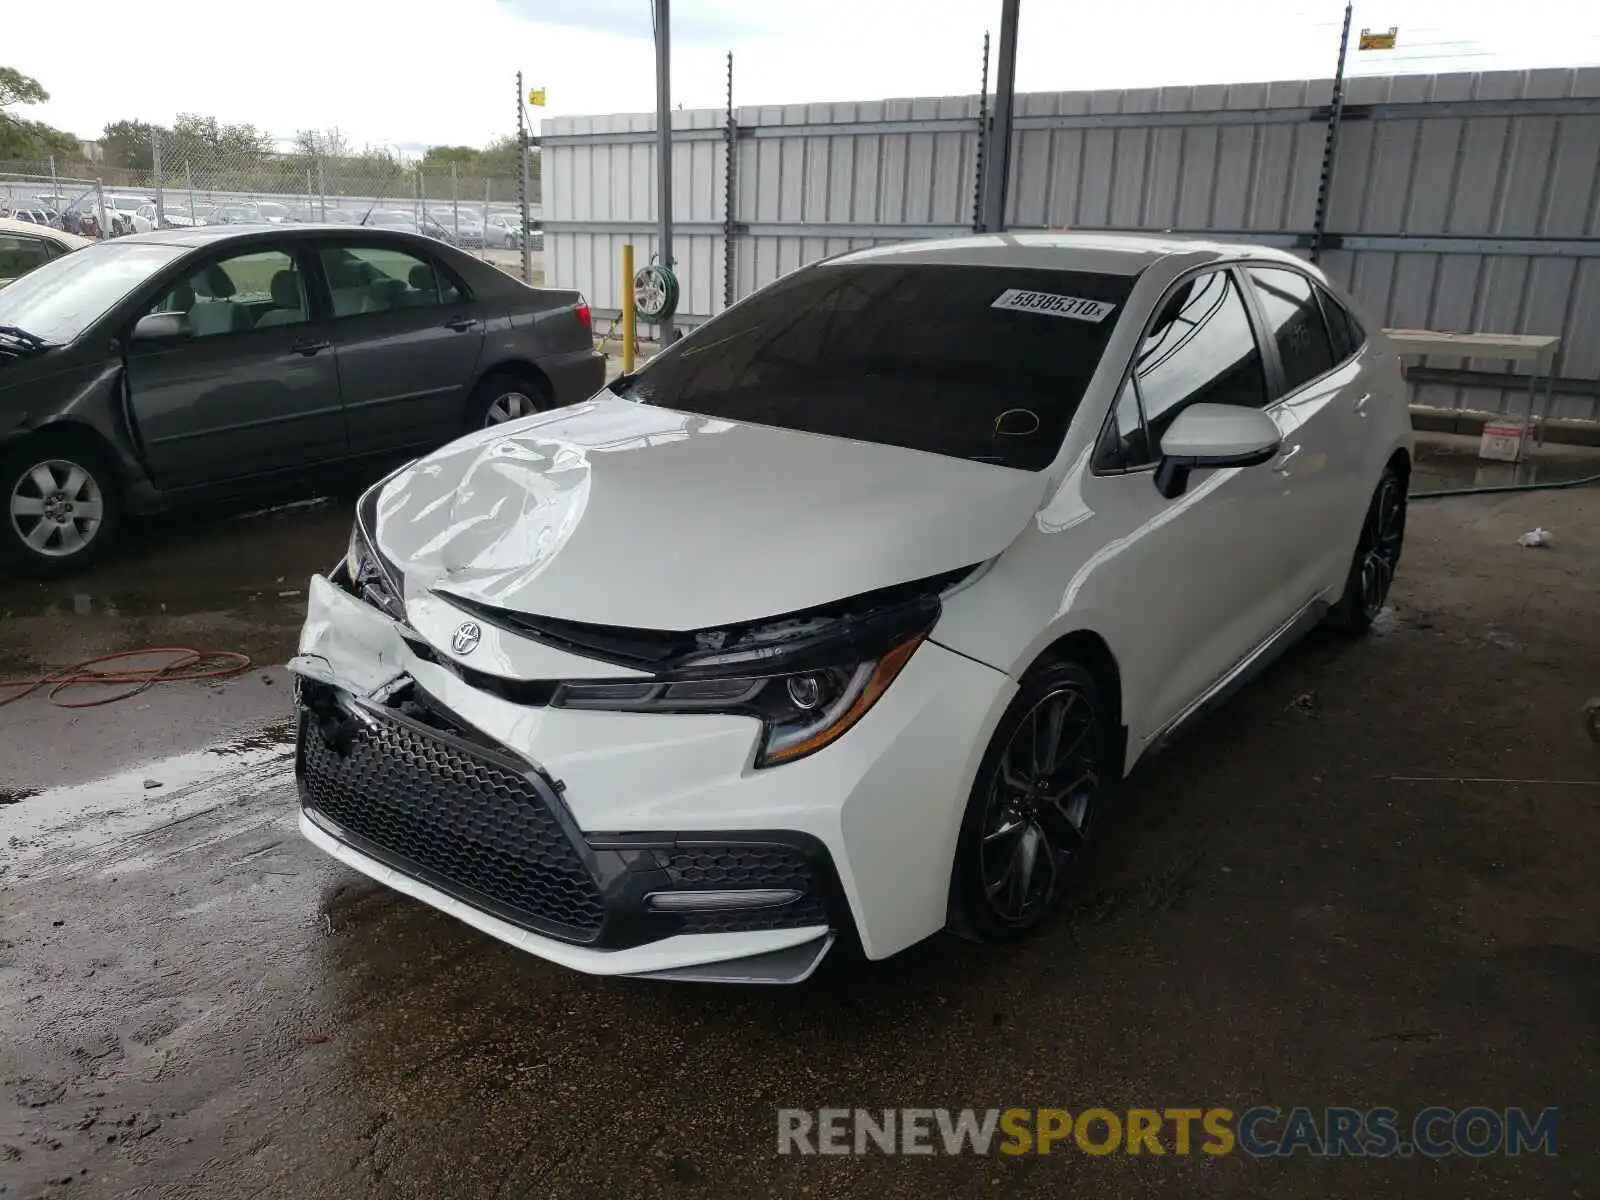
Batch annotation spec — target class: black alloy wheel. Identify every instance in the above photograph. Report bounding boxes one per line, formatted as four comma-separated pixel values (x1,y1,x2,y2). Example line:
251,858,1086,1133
950,660,1111,941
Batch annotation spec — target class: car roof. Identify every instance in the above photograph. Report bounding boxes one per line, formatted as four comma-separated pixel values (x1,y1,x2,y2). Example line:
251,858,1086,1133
825,231,1310,276
0,216,94,249
113,223,443,248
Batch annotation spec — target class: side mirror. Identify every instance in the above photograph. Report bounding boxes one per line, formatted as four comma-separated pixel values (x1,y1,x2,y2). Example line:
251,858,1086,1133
131,312,189,342
1153,403,1281,499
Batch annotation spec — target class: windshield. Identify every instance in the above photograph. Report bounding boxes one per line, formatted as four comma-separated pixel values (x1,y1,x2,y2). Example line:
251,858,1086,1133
0,241,183,344
622,261,1136,470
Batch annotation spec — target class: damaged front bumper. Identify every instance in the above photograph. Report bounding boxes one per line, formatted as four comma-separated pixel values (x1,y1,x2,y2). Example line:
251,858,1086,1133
290,575,841,984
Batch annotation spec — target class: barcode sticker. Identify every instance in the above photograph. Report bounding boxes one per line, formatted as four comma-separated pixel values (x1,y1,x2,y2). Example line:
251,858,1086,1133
990,289,1117,323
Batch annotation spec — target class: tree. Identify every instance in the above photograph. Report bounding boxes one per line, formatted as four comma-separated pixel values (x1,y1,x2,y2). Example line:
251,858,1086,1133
0,65,77,161
294,126,351,161
421,145,479,169
0,66,49,110
101,119,164,171
167,112,273,168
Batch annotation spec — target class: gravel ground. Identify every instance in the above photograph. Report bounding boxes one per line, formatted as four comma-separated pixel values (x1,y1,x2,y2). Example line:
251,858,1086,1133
0,438,1596,1198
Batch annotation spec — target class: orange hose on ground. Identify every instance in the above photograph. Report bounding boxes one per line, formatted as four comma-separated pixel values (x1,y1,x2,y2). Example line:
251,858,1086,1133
0,648,253,709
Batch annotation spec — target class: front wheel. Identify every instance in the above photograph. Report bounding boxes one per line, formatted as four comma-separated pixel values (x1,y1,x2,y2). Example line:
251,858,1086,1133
948,659,1114,943
1,434,122,575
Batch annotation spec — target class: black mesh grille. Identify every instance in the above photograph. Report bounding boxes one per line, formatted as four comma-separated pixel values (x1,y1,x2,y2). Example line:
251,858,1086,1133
299,709,605,940
663,845,829,933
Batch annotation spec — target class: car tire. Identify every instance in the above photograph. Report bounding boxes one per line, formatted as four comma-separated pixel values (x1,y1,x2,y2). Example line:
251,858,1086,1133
465,369,552,431
1326,464,1407,635
947,658,1114,944
0,431,122,576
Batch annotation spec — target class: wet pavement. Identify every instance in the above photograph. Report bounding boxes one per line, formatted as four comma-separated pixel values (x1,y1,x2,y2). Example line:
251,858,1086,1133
1,436,1597,1198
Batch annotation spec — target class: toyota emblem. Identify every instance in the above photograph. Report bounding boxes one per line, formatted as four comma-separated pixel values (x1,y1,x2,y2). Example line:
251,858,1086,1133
451,620,482,655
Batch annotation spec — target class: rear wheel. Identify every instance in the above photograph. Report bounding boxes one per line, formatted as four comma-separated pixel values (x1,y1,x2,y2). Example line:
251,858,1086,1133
948,659,1113,943
465,370,552,431
1,432,122,575
1327,464,1407,633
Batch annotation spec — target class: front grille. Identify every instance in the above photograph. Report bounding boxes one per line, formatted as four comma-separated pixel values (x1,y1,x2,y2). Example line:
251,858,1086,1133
662,845,829,933
299,706,605,940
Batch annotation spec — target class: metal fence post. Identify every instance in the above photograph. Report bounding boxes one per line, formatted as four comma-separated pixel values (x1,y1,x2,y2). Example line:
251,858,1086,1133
517,70,533,284
1311,2,1354,265
48,155,58,221
185,164,195,229
451,162,459,240
152,132,164,227
483,179,492,261
94,178,107,239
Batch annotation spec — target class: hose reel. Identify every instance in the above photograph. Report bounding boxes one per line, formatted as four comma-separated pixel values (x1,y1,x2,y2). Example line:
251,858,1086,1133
633,258,679,323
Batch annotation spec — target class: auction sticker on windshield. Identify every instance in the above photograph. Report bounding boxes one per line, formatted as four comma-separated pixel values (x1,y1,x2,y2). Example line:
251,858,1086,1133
990,289,1117,322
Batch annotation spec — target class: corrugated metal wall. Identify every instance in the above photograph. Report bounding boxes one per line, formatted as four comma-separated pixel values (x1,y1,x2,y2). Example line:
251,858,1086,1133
543,67,1600,420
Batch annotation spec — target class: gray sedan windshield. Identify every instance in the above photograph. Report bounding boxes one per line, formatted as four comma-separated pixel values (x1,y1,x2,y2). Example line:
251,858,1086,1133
0,242,183,344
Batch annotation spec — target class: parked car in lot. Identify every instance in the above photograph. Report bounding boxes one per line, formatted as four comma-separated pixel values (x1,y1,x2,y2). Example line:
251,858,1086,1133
291,232,1412,985
0,218,92,287
104,194,155,236
484,212,522,248
207,202,262,225
0,224,603,571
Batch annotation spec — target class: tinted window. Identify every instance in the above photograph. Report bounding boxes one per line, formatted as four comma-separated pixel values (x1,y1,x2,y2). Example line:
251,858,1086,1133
1131,269,1267,447
1246,266,1336,394
624,263,1136,471
0,241,182,344
150,247,308,336
0,233,53,279
1317,284,1364,362
321,244,459,317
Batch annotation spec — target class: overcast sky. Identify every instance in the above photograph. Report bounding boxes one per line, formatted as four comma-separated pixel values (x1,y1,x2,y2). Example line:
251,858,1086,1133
8,1,1599,151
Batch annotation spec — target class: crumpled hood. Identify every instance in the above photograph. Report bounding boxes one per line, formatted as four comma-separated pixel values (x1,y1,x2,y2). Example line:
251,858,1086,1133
374,395,1048,631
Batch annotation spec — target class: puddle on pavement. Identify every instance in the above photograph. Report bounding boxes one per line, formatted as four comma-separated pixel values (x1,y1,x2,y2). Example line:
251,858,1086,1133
0,726,296,859
1414,443,1600,490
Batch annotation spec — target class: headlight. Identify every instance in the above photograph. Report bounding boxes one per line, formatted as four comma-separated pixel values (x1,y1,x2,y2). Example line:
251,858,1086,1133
339,472,410,618
547,602,935,768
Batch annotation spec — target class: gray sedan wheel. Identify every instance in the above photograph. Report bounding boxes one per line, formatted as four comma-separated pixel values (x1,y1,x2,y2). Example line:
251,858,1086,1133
464,370,552,433
484,391,538,426
1,436,121,574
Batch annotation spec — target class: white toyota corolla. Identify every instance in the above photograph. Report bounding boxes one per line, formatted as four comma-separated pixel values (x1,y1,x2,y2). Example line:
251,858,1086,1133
292,233,1411,984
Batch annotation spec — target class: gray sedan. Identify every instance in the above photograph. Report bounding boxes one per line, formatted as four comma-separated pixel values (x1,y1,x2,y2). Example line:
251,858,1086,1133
0,225,604,573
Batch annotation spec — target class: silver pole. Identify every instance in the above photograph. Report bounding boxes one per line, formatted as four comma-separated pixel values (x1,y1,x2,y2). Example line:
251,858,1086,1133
451,162,459,240
654,0,675,341
153,133,164,227
979,0,1020,232
49,156,58,225
484,178,492,261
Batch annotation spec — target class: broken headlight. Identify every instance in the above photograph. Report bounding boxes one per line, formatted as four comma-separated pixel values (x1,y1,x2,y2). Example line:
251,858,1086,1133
340,481,406,619
549,599,937,768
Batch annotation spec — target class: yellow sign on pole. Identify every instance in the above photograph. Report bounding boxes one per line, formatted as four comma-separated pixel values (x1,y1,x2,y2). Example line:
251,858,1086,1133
1358,27,1398,50
528,87,547,106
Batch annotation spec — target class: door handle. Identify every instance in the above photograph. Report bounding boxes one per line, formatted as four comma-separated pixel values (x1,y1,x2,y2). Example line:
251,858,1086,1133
1272,444,1301,474
1353,391,1372,417
444,315,478,332
292,338,331,356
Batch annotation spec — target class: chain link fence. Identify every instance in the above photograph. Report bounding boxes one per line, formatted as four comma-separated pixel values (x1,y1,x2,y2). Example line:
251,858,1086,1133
2,133,542,279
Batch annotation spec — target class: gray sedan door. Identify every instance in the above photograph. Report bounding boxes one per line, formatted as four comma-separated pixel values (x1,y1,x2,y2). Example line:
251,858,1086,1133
123,243,345,491
318,241,485,454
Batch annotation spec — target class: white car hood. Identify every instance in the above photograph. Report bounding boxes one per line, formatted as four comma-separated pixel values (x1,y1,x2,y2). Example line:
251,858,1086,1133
373,395,1048,631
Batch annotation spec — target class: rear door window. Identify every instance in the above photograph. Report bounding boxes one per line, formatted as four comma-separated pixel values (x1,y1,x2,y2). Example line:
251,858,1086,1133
1316,285,1365,363
1245,266,1336,395
320,244,460,318
627,262,1137,471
